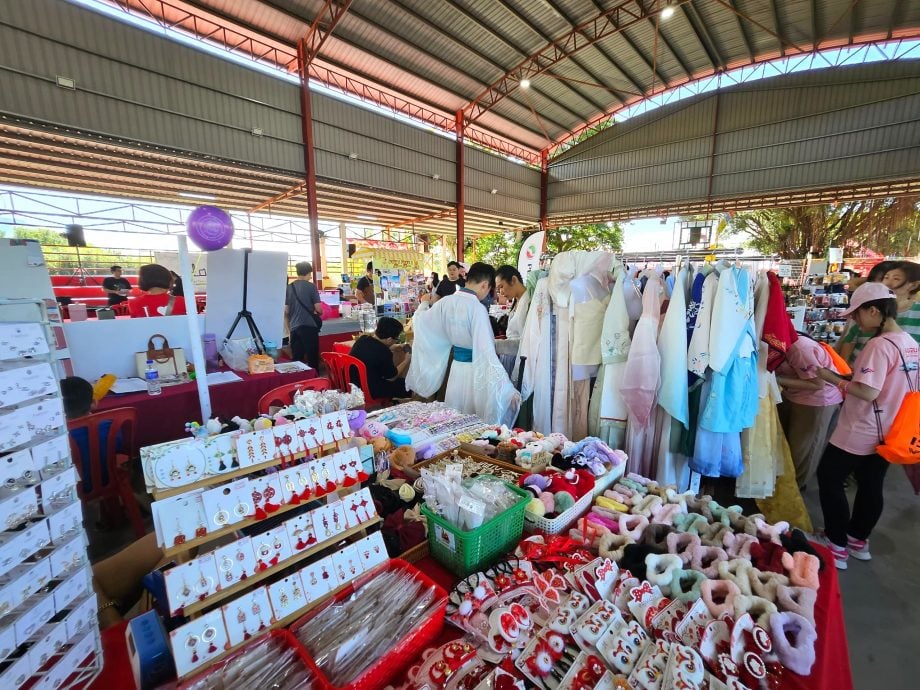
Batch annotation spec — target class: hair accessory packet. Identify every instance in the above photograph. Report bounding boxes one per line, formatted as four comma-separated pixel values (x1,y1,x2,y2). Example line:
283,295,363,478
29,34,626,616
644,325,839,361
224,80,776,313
421,464,520,530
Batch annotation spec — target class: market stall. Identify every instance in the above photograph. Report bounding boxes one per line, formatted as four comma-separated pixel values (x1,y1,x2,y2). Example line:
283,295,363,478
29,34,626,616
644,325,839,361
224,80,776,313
84,399,851,689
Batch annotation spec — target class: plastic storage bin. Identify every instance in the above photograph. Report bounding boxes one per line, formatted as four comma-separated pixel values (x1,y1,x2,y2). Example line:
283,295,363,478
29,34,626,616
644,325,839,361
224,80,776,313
523,464,625,535
289,559,447,690
421,477,530,576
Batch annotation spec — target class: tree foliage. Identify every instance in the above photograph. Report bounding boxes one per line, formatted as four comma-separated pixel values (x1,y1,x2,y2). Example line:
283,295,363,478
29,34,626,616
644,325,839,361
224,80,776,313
724,198,920,258
0,227,135,273
472,231,524,268
547,222,624,254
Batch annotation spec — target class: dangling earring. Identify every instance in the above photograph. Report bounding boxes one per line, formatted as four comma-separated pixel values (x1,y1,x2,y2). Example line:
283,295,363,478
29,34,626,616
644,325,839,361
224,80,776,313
194,516,207,538
323,465,336,493
186,634,199,664
173,518,187,546
202,626,218,654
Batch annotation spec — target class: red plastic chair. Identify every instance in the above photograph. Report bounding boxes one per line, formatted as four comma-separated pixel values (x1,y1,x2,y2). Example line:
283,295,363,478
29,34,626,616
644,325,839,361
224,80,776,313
321,352,391,409
257,377,332,414
67,407,146,538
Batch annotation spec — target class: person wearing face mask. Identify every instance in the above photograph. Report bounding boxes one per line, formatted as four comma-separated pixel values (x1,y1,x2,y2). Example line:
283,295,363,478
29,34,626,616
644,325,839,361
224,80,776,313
883,260,920,344
407,262,520,426
432,261,465,302
812,282,920,569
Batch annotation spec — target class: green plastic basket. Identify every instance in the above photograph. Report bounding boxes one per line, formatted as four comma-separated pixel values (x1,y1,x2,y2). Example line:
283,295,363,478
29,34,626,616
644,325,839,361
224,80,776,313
421,478,530,577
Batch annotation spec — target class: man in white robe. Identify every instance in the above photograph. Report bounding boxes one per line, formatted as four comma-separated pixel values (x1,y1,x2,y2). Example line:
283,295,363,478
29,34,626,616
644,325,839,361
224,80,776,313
407,262,521,426
494,265,530,383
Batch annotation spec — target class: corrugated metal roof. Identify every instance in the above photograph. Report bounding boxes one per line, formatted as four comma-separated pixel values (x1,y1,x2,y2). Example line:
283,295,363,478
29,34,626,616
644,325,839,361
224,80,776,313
101,0,918,162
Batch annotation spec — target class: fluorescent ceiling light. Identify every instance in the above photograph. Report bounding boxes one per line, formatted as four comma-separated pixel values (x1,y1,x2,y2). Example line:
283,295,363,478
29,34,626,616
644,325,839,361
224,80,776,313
661,4,675,19
357,215,376,221
519,78,531,89
179,191,216,201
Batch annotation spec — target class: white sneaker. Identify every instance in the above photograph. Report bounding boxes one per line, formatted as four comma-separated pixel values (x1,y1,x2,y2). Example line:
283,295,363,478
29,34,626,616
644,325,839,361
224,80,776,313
811,531,848,570
847,535,871,561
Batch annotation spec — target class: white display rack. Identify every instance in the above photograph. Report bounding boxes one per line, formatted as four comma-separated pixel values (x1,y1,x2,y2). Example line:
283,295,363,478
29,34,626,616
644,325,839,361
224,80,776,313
0,298,102,690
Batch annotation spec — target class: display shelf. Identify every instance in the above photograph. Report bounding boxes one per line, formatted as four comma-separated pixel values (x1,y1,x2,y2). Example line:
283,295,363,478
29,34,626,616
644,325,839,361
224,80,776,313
150,442,348,500
180,517,380,616
176,579,354,680
162,482,359,558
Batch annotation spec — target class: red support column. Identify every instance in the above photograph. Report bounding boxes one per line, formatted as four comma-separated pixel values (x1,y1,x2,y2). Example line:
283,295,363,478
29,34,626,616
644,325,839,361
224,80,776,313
297,39,323,287
455,110,465,262
539,149,548,231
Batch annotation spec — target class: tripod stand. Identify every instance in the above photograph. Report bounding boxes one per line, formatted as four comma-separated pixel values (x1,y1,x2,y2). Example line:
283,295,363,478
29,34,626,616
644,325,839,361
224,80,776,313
225,249,265,354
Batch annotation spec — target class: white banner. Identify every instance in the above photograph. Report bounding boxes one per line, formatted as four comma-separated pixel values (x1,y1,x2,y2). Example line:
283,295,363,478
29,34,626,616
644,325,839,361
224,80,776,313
517,231,545,281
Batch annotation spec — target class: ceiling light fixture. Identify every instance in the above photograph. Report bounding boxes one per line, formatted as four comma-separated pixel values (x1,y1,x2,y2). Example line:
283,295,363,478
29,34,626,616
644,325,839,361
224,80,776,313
357,215,376,221
432,174,440,180
56,75,75,90
179,191,216,201
660,3,675,19
519,78,531,89
490,188,498,195
348,152,359,159
250,127,264,137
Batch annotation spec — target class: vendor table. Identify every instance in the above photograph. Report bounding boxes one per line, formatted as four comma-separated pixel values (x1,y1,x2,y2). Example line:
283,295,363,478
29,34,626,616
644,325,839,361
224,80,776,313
89,544,851,690
95,369,317,447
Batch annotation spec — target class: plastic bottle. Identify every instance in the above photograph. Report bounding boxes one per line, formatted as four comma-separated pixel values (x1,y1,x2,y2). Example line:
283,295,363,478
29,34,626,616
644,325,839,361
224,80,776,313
145,359,162,396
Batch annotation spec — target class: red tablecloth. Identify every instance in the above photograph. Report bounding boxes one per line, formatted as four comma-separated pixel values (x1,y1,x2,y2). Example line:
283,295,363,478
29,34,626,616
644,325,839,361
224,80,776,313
96,369,316,447
92,546,852,689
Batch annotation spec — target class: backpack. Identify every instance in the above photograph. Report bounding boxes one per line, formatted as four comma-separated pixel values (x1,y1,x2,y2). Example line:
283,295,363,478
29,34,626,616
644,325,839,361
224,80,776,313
818,341,852,377
873,338,920,465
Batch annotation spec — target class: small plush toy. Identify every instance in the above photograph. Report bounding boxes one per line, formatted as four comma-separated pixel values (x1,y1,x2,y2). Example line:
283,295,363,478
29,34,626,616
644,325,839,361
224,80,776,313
184,421,208,439
253,416,273,431
205,417,225,436
525,498,546,518
371,436,393,455
388,445,418,477
359,421,388,440
347,409,367,432
230,415,253,433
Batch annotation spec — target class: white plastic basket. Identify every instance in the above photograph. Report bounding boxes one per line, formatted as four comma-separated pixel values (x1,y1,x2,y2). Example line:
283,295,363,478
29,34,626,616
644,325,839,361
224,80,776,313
524,487,594,535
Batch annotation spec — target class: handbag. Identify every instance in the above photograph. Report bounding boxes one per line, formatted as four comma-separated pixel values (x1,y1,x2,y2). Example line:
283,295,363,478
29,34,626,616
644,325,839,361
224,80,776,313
289,282,323,331
135,334,187,381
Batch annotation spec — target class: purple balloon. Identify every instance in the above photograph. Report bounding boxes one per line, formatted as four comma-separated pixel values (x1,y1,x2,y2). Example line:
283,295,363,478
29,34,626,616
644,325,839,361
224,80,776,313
187,205,234,251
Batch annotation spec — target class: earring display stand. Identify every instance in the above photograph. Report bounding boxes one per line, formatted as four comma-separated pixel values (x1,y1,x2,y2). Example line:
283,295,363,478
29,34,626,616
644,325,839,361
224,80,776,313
0,299,102,690
142,417,378,679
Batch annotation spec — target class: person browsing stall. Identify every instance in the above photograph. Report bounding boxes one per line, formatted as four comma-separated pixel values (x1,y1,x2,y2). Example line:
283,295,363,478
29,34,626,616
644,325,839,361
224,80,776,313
432,261,465,302
813,282,920,569
285,261,323,369
885,260,920,344
102,265,131,306
349,317,411,399
835,260,900,363
128,264,187,318
356,262,376,305
495,265,530,340
407,262,520,426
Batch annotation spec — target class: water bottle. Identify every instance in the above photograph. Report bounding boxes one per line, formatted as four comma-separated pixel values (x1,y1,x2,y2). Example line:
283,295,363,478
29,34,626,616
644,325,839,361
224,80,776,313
145,359,162,396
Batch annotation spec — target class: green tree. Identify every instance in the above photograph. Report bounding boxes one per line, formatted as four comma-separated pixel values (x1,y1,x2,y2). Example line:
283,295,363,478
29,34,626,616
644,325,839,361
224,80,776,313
547,222,623,254
724,198,919,259
472,231,524,267
0,227,135,273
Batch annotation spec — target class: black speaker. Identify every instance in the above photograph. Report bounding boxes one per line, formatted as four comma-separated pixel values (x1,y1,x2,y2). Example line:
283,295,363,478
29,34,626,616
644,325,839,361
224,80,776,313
347,243,356,258
64,224,86,248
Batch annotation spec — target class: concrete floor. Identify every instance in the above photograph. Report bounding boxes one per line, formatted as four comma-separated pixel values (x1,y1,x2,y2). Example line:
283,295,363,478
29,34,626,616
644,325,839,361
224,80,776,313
803,467,920,689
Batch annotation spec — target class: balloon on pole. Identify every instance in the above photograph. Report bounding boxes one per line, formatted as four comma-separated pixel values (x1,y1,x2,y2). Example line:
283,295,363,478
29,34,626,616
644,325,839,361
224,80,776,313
187,205,234,251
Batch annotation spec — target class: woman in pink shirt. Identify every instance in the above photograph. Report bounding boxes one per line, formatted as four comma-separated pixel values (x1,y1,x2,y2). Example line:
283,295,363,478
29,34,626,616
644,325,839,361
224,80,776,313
813,282,920,569
776,334,843,488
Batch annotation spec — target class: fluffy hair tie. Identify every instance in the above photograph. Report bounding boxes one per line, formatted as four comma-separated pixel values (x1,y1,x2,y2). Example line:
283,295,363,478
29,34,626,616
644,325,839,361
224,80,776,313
698,522,731,547
669,569,706,603
632,494,664,518
595,495,629,513
664,488,694,511
673,512,709,535
619,478,648,495
716,559,754,596
749,568,789,602
775,585,818,625
626,472,651,485
666,532,701,565
689,545,729,578
644,554,683,595
750,540,788,575
751,517,790,545
598,532,633,562
706,500,744,527
781,552,821,590
618,514,650,542
640,523,674,551
722,532,758,559
769,612,818,676
619,544,660,581
733,594,778,628
604,490,632,505
650,502,683,526
700,579,740,619
611,483,637,499
741,513,768,537
586,512,619,532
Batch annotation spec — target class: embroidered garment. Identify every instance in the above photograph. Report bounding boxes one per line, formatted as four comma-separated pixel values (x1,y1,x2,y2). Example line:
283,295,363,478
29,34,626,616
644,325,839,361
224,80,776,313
688,272,719,377
519,277,553,433
761,271,798,372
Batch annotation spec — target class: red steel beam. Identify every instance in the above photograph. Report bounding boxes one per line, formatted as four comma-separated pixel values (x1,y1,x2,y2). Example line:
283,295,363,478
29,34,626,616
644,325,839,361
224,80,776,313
539,149,549,232
300,0,353,65
456,110,465,262
297,38,323,285
385,208,454,232
462,0,688,124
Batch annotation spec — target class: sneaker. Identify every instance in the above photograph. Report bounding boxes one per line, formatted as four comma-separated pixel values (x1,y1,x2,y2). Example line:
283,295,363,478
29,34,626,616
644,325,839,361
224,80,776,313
811,531,848,570
847,535,871,561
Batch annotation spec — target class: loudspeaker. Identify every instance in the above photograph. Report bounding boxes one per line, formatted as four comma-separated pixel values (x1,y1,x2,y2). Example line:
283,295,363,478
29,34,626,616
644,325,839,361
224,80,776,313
347,243,356,258
64,224,86,247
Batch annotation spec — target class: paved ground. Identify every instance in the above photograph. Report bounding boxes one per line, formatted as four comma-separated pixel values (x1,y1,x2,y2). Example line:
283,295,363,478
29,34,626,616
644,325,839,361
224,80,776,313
803,467,920,689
